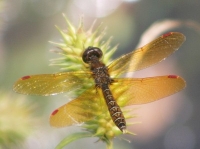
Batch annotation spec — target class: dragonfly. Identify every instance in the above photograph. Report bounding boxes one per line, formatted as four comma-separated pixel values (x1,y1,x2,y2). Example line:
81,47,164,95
13,32,186,133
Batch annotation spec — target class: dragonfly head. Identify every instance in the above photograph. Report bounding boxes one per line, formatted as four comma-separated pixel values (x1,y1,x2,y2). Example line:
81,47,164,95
82,46,103,63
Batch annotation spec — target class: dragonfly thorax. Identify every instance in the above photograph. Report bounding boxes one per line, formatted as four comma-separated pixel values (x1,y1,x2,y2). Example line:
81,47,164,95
92,66,112,88
82,46,112,87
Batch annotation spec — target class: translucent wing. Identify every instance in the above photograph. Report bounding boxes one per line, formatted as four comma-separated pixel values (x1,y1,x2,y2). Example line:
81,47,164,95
50,87,103,127
50,75,186,127
110,75,186,106
108,32,186,77
13,71,93,96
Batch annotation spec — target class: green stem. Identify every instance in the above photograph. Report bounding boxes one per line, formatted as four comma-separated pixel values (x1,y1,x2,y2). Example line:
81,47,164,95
106,141,113,149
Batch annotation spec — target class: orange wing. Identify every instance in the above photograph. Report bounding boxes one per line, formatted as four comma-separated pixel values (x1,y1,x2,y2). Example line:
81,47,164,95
50,87,104,127
108,32,185,77
50,75,186,127
110,75,186,106
13,71,93,96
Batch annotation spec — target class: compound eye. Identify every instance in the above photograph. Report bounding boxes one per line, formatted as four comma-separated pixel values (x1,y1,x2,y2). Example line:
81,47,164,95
82,46,103,63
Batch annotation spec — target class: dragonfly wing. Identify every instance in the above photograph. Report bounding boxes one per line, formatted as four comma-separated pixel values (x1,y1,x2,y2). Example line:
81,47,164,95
110,75,186,106
108,32,185,77
13,71,93,96
50,87,102,127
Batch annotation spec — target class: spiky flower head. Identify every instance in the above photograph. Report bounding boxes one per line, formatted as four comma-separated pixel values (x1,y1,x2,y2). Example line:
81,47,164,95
50,14,117,72
0,91,35,148
50,14,136,149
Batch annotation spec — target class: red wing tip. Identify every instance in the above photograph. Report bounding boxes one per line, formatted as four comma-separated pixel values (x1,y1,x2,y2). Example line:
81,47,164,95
21,75,31,80
162,32,172,38
51,109,59,116
168,75,179,79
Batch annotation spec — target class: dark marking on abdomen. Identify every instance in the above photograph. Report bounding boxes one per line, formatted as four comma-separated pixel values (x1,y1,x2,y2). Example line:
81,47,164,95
101,85,126,132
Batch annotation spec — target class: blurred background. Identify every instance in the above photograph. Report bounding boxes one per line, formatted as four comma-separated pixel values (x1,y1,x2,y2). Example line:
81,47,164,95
0,0,200,149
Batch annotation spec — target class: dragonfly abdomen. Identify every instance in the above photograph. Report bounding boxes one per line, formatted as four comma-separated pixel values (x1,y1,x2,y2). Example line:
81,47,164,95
101,85,126,132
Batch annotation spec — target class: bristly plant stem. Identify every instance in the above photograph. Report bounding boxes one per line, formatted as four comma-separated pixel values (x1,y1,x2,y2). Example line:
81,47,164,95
106,141,113,149
50,14,136,149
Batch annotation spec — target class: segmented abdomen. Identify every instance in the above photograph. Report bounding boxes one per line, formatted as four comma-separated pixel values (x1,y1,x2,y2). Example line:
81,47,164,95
101,84,126,132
